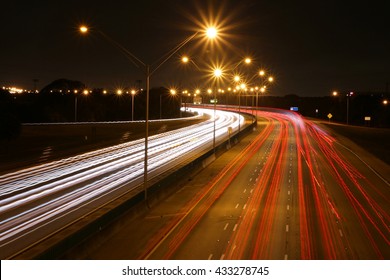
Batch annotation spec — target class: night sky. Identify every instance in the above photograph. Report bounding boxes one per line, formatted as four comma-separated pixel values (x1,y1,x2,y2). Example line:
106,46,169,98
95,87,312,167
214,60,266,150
1,0,389,96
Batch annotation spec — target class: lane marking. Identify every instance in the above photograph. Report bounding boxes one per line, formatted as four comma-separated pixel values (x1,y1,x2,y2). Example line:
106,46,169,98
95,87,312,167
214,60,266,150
220,254,225,260
208,254,213,260
287,205,290,211
232,245,237,254
243,204,247,210
284,254,288,260
224,223,229,231
243,189,247,193
339,229,343,237
235,203,239,209
250,189,254,194
233,224,238,232
288,190,290,195
286,225,289,232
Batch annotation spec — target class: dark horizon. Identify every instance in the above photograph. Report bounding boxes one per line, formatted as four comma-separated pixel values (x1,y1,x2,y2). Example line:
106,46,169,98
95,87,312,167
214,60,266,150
1,0,389,96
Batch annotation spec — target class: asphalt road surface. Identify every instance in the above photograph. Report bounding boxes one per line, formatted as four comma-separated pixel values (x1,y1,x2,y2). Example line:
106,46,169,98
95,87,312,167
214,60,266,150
83,108,389,260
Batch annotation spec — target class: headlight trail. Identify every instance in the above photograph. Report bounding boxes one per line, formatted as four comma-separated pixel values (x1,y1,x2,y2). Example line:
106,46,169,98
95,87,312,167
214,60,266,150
0,108,243,259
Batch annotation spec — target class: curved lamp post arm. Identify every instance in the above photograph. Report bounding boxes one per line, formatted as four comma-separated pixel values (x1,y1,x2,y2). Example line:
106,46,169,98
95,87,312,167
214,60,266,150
150,32,199,76
96,30,146,70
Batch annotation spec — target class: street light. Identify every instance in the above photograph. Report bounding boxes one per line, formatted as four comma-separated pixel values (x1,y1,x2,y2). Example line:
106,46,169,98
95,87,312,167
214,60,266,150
346,92,353,125
79,25,217,204
79,26,88,33
212,67,223,153
131,89,137,121
74,90,78,122
206,27,218,39
331,90,353,124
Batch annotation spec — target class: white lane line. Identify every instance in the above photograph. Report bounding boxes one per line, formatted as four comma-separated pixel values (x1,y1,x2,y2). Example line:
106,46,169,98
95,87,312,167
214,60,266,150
224,223,229,231
233,224,238,232
231,245,237,254
208,254,213,260
339,229,343,237
220,254,225,260
243,204,247,210
250,189,254,193
249,178,253,182
243,189,247,193
286,225,289,232
287,205,290,211
288,190,290,195
235,203,239,209
284,254,288,260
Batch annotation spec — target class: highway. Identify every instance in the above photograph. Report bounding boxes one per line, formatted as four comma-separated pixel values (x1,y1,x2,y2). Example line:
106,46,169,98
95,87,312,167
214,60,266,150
0,108,244,259
84,108,389,260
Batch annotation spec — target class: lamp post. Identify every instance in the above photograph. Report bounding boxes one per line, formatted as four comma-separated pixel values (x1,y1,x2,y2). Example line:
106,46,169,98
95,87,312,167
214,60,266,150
74,89,88,122
131,89,136,121
212,68,223,153
346,91,354,125
74,90,78,122
332,90,353,125
79,25,217,204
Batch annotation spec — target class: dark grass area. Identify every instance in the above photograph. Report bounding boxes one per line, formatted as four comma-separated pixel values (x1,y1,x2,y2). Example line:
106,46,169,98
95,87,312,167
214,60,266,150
321,123,390,165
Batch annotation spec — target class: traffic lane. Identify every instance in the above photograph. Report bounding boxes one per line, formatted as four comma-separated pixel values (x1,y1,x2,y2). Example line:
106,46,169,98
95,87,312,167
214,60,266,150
301,120,389,259
170,131,275,260
144,119,275,260
224,117,302,260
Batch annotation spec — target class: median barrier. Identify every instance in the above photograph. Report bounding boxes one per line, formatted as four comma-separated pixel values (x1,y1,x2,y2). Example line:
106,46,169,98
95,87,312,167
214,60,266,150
17,114,257,259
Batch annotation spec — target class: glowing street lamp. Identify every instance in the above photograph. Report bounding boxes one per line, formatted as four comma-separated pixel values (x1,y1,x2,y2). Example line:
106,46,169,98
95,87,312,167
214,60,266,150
181,56,189,63
79,25,88,33
206,27,218,39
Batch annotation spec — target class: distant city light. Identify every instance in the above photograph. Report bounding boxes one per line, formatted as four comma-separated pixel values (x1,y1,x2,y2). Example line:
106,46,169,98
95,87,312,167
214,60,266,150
2,86,25,94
